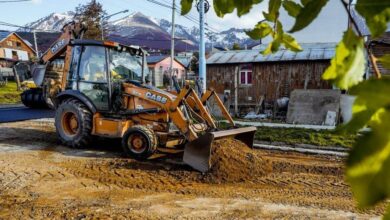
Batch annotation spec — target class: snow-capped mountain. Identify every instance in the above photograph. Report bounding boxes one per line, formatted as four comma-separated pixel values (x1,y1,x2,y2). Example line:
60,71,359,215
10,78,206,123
18,11,75,32
19,12,257,51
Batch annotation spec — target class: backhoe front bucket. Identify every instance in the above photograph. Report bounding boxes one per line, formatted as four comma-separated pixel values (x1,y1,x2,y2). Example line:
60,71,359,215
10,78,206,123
183,126,257,172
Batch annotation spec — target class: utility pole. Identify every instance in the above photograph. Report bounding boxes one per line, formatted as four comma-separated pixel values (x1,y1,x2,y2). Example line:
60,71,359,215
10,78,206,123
198,0,208,92
33,30,39,57
170,0,176,88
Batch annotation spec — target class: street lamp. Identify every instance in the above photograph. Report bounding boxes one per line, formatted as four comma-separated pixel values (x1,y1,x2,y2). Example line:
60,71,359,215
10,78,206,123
101,9,129,40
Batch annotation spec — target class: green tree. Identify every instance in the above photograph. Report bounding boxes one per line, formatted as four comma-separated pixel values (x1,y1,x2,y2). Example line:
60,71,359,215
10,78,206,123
182,0,390,217
190,51,199,74
74,0,107,40
232,43,241,50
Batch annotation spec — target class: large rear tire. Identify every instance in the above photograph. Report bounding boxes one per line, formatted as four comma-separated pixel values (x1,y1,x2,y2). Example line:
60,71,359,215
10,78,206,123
122,125,158,160
55,98,93,148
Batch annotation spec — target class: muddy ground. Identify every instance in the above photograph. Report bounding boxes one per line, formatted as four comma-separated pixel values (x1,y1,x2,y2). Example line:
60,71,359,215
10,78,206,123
0,120,385,219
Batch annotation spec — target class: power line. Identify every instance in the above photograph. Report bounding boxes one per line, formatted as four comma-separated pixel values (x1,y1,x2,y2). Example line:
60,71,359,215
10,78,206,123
0,0,31,2
143,0,219,33
146,0,171,9
0,21,58,33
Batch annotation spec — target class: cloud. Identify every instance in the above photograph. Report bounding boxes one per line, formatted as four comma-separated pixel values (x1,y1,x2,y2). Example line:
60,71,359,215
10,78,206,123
31,0,42,4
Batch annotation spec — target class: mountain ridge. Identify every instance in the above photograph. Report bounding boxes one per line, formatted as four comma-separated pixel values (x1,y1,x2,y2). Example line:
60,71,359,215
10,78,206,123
18,11,258,51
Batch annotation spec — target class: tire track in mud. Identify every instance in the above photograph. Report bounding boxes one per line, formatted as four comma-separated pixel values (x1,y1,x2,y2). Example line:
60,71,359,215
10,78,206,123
0,120,385,217
55,156,352,201
59,159,199,194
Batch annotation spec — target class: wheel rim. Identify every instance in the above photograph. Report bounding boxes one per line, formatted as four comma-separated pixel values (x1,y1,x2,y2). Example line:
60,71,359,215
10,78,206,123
61,112,79,136
128,134,147,153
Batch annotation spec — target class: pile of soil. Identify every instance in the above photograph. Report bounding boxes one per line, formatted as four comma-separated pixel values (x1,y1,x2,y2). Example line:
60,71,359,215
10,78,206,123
203,138,271,183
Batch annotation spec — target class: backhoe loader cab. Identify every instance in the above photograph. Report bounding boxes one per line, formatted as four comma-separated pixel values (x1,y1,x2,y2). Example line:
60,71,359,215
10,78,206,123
61,40,147,112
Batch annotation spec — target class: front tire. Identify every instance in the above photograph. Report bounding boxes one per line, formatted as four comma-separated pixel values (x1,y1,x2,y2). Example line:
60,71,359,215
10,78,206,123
55,98,93,148
122,125,158,160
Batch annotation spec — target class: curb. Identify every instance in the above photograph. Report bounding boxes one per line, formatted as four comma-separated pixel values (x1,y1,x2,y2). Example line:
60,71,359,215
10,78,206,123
253,143,348,157
0,104,24,109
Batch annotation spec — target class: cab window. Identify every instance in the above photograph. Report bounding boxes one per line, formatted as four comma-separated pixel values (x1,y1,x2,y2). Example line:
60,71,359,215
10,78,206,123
79,46,107,82
109,49,143,82
78,46,109,111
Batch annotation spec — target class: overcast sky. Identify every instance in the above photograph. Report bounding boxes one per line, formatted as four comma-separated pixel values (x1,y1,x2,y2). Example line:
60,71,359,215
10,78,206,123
0,0,348,43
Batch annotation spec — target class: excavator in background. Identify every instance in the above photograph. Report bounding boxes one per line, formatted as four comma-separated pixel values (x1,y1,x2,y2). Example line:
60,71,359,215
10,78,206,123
20,21,257,172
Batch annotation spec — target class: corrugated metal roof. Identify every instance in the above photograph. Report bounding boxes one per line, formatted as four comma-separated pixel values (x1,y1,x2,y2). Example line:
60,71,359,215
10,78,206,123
0,31,11,42
175,56,192,67
147,55,167,64
207,43,337,64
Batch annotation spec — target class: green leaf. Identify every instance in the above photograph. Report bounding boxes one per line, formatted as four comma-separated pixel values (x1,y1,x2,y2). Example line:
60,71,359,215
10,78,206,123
340,79,390,134
301,0,310,6
282,0,302,17
261,20,283,55
378,55,390,70
342,79,390,210
263,0,282,21
246,22,273,40
282,33,302,52
262,39,281,55
180,0,194,15
346,108,390,208
322,29,366,90
385,205,390,220
355,0,390,38
289,0,329,33
214,0,263,17
235,0,264,17
349,79,390,112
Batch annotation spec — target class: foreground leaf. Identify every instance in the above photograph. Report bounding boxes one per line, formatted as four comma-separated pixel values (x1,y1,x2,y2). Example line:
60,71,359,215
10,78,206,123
246,22,273,40
181,0,194,15
341,79,390,133
355,0,390,38
341,79,390,211
347,108,390,208
322,29,366,90
289,0,329,33
282,33,302,52
282,0,302,17
378,55,390,70
263,0,282,21
214,0,263,17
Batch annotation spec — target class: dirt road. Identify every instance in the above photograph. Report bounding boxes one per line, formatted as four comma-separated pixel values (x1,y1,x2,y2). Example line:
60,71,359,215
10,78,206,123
0,120,384,219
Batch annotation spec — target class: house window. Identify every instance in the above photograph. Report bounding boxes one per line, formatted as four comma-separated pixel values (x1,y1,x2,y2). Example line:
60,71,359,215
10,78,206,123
6,41,12,47
239,64,253,85
12,51,18,60
16,42,21,48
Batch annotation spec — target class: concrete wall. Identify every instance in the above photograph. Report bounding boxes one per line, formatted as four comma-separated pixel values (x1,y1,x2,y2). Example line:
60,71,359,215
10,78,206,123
286,89,341,125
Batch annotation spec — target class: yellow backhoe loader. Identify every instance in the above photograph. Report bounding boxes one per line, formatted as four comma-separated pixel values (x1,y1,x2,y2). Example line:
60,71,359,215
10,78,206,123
21,21,256,172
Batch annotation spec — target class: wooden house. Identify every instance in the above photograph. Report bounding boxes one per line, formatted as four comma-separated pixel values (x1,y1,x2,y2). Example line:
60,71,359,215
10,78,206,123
0,31,35,67
206,43,336,113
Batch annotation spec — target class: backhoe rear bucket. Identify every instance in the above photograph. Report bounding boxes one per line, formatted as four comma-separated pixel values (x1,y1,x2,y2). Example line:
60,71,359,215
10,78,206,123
183,126,257,172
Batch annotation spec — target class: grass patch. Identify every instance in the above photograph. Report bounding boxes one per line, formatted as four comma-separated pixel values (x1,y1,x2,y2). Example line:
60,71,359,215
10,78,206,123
0,81,21,104
219,122,356,148
255,126,356,148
